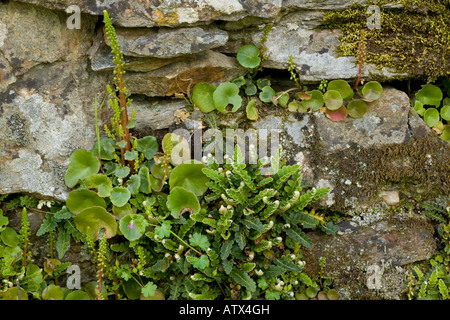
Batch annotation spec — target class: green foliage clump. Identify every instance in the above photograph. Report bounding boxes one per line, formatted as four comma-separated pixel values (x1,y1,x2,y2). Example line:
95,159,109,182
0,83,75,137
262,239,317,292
320,1,450,81
412,80,450,141
407,201,450,300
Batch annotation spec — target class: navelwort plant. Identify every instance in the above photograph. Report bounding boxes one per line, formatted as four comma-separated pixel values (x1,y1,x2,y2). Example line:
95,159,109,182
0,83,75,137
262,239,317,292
190,24,383,123
412,81,450,141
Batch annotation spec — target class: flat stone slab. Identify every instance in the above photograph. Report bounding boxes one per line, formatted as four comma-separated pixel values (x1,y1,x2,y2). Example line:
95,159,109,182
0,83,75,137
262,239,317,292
302,211,437,299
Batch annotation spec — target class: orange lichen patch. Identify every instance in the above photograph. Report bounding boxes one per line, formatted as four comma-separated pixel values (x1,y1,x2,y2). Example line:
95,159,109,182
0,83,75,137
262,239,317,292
151,9,179,26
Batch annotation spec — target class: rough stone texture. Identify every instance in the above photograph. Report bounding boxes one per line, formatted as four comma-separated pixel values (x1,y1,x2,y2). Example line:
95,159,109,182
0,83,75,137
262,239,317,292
89,33,193,72
3,205,97,284
224,26,405,82
314,88,411,153
302,211,437,299
123,50,247,97
15,0,284,27
0,61,107,201
111,25,229,58
0,1,97,92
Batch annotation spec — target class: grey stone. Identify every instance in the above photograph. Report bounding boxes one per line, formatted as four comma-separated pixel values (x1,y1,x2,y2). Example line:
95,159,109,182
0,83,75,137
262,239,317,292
14,0,283,28
302,211,437,299
314,87,411,153
0,60,106,201
89,33,194,72
124,50,246,97
0,1,97,92
111,25,229,58
225,27,406,82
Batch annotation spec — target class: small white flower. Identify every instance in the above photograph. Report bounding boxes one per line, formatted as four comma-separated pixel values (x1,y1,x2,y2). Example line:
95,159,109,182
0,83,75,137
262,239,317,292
37,200,45,209
255,269,264,276
164,253,171,258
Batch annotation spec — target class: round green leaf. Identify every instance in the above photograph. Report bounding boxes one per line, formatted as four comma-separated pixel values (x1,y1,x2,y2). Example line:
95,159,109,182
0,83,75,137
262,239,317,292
66,189,106,214
362,81,383,101
259,86,275,103
127,174,141,195
246,99,258,120
236,44,261,69
288,101,302,112
416,84,443,107
256,78,271,90
327,80,354,101
113,203,134,219
138,166,152,194
92,137,116,161
191,82,217,113
137,136,159,160
150,175,164,192
440,126,450,141
64,149,100,188
305,287,318,298
424,107,440,127
169,163,210,196
302,90,324,111
65,290,91,300
277,93,289,108
167,187,200,218
2,287,28,300
42,284,64,300
124,150,138,161
440,105,450,121
232,76,245,88
119,214,148,241
245,83,257,96
325,105,348,122
114,165,130,179
110,187,131,207
326,289,340,300
323,90,343,110
213,82,242,113
83,174,113,197
347,100,368,119
1,227,20,247
73,206,117,241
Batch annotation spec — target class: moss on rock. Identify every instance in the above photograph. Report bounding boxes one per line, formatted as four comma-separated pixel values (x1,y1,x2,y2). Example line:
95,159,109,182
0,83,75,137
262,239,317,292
320,0,450,82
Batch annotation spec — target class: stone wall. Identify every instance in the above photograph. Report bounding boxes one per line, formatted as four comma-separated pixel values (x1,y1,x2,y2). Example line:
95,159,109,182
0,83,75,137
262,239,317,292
1,0,449,299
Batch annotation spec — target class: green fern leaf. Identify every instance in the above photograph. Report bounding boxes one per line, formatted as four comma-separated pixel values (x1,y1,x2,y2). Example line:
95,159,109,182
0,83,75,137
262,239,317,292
178,219,196,239
241,216,265,232
223,258,233,275
438,279,449,299
285,225,313,248
56,226,70,259
220,238,234,260
230,267,256,292
274,255,303,273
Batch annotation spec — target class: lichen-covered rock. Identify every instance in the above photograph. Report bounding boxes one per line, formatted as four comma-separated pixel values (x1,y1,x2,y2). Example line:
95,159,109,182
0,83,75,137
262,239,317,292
15,0,283,27
224,26,405,82
0,1,97,92
123,50,247,97
302,211,437,299
0,61,106,201
110,25,229,58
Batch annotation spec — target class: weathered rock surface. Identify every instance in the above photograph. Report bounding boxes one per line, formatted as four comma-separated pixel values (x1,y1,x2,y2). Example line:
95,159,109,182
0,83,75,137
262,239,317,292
0,1,97,92
0,61,106,201
123,50,247,97
302,211,437,299
111,25,229,58
224,25,405,82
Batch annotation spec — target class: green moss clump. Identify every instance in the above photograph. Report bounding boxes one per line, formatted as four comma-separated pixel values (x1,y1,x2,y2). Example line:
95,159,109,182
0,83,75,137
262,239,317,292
320,0,450,82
